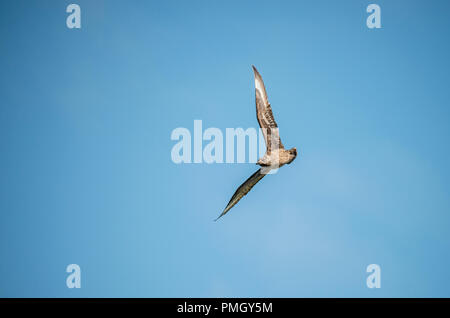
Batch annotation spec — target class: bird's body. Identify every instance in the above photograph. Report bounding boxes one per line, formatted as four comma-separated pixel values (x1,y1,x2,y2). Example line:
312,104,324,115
215,66,298,221
256,147,297,168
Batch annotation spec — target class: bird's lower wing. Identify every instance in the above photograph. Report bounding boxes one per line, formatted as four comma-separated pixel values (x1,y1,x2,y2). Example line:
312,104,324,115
215,169,266,221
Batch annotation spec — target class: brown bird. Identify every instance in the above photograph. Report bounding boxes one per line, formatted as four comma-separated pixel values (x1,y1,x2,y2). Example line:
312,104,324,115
215,66,297,221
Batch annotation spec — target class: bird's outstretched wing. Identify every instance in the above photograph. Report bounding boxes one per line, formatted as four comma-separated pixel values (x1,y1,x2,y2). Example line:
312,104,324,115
252,65,284,153
215,169,266,221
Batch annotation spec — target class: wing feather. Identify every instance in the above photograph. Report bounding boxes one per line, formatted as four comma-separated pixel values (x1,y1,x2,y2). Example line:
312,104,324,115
215,169,266,221
252,65,284,152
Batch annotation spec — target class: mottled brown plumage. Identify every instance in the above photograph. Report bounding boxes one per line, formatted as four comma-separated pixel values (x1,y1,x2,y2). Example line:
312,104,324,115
215,66,298,221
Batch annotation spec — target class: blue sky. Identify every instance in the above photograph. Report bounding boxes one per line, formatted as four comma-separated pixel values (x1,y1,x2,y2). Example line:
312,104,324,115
1,0,450,297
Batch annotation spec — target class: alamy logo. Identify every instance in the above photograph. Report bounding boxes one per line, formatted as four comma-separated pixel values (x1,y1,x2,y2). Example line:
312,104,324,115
366,264,381,288
366,4,381,29
66,4,81,29
171,120,268,165
66,264,81,288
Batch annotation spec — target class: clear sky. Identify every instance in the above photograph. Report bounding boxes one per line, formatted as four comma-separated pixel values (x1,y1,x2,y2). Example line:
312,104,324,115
1,0,450,297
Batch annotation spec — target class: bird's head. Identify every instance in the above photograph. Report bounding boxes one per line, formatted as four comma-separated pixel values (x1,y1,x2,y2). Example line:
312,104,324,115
287,147,297,164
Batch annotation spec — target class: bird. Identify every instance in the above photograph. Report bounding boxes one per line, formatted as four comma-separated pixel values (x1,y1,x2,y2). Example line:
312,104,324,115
215,65,298,221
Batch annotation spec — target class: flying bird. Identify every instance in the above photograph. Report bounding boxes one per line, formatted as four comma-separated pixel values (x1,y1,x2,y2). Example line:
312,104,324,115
215,66,298,221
